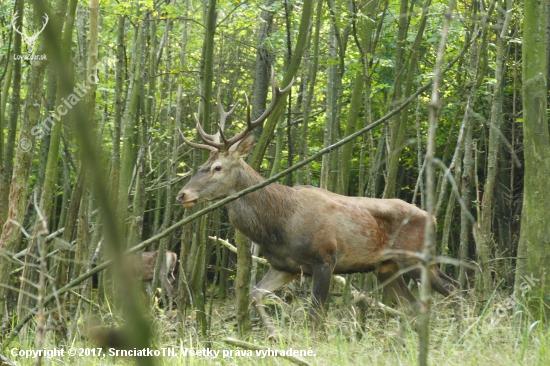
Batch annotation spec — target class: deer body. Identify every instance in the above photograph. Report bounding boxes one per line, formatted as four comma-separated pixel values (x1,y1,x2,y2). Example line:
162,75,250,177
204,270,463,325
141,250,177,309
224,162,425,276
178,135,460,336
177,72,459,337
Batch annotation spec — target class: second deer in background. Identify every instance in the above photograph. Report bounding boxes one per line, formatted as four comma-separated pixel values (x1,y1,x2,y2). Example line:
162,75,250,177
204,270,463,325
141,250,177,311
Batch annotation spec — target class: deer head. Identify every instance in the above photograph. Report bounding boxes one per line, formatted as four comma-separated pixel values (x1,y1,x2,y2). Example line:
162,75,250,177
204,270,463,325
11,11,49,57
177,69,294,207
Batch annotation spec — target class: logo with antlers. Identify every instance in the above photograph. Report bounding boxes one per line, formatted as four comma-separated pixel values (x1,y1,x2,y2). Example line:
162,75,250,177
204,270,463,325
11,11,49,59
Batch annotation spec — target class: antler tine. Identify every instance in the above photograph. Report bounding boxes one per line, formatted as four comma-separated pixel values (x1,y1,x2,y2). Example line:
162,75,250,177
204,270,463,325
248,67,295,130
192,112,201,126
217,90,239,133
192,112,221,148
221,93,251,147
178,127,216,152
217,124,230,145
196,91,239,145
193,99,220,143
183,71,293,152
245,94,251,125
217,67,295,150
195,121,224,150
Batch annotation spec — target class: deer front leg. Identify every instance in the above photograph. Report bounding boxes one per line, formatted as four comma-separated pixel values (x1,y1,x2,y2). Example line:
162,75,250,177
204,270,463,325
250,267,298,339
310,263,333,319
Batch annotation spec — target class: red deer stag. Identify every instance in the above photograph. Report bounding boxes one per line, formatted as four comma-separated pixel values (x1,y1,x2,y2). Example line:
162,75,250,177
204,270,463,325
177,72,460,337
141,250,177,310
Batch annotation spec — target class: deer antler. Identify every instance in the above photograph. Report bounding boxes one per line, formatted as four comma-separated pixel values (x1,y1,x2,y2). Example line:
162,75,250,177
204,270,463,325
196,90,239,144
183,68,295,152
178,127,216,152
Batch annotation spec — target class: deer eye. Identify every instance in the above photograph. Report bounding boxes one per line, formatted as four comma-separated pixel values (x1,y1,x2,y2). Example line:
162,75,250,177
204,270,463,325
213,165,222,172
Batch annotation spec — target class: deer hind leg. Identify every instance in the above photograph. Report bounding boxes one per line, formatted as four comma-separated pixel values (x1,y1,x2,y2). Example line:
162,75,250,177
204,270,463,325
250,267,298,338
376,260,418,312
310,263,333,318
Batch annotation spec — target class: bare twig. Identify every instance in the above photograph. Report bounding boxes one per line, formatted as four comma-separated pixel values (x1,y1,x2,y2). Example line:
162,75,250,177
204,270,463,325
433,158,476,223
69,290,115,317
209,236,268,265
384,249,477,270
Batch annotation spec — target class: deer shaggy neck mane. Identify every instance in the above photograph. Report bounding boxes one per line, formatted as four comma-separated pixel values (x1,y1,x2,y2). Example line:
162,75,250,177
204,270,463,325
227,160,295,247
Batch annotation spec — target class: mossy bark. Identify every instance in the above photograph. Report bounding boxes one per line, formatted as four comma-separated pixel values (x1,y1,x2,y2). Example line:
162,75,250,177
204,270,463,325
515,0,550,305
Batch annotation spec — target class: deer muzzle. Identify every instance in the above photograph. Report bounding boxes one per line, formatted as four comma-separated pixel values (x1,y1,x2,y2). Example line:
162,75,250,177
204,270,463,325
176,190,198,208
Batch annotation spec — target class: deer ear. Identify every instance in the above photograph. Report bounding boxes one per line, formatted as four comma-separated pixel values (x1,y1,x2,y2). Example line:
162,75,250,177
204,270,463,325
231,133,255,158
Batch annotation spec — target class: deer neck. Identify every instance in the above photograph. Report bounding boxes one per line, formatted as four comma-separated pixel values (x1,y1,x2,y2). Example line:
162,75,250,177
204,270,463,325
227,161,294,245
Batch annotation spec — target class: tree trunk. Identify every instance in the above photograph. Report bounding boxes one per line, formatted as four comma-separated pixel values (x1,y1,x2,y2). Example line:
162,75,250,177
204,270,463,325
199,0,217,143
418,2,452,363
235,230,252,335
19,0,77,315
0,54,48,320
296,0,323,186
116,10,143,243
0,45,14,164
154,11,175,295
382,0,411,199
250,0,274,140
248,0,274,291
249,0,314,170
108,15,125,215
475,0,512,302
515,0,550,303
0,0,23,231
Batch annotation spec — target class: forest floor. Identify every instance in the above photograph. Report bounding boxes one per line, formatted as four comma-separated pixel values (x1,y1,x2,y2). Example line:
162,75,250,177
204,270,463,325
4,289,549,365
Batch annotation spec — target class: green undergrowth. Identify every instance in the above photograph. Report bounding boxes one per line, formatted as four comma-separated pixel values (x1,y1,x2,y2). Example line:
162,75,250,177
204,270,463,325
3,292,549,365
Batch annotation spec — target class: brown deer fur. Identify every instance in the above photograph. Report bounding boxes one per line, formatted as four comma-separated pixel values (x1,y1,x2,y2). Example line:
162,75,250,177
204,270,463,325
141,250,177,309
177,133,461,337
